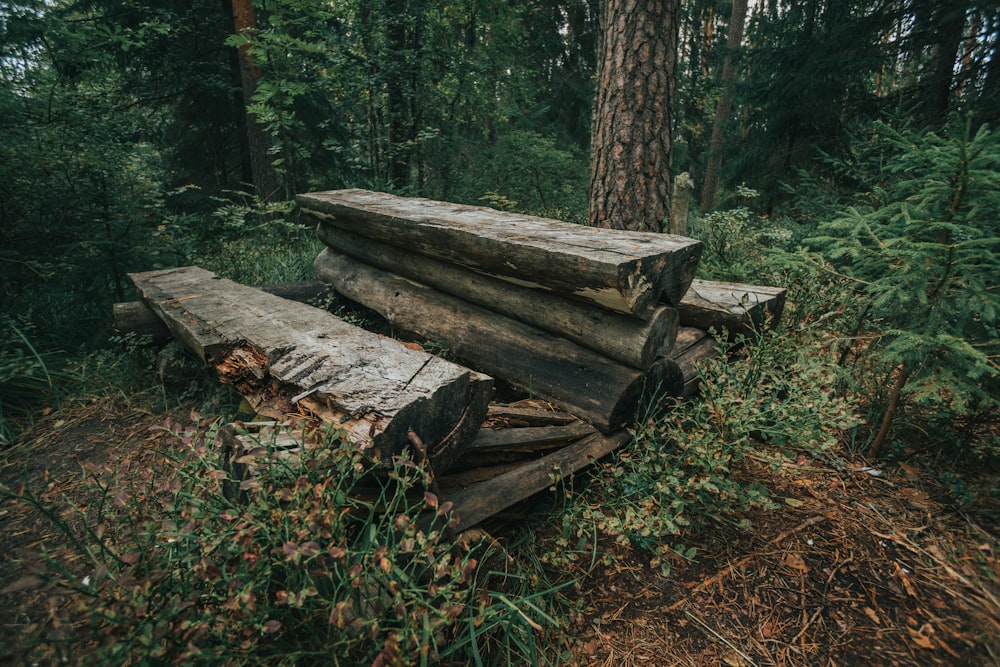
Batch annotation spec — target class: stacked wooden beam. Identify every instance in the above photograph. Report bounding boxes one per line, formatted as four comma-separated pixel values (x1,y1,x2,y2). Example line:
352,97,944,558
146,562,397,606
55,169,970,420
129,266,493,472
298,189,787,433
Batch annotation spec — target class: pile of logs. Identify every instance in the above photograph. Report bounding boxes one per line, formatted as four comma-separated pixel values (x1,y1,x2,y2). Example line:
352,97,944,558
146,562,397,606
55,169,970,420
298,189,786,432
117,189,786,529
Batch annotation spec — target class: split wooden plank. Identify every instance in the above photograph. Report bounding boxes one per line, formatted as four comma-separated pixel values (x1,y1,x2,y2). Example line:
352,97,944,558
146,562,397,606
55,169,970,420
469,422,596,452
677,279,786,337
129,266,492,472
114,280,330,345
444,430,631,532
316,225,678,368
486,404,581,427
299,188,703,316
314,250,684,432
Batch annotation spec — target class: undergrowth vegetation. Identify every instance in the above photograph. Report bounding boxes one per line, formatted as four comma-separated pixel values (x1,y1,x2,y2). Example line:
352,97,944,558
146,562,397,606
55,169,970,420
545,326,861,576
5,418,567,666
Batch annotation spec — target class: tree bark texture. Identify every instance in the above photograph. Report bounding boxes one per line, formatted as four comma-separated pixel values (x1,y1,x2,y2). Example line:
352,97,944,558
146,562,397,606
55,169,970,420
128,266,492,472
299,189,703,314
699,0,749,211
589,0,680,232
313,250,684,432
231,0,279,201
314,230,679,368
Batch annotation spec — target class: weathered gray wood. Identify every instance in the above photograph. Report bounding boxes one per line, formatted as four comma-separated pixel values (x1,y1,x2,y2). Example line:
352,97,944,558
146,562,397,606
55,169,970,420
676,279,786,337
129,266,492,471
316,227,678,368
299,189,703,315
114,280,330,345
469,422,596,452
314,251,684,431
444,431,631,531
669,327,720,397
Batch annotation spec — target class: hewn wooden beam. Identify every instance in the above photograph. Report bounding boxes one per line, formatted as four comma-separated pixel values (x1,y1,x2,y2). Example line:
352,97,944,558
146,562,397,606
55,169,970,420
314,250,683,432
113,280,329,345
298,189,703,316
676,279,786,337
129,266,492,471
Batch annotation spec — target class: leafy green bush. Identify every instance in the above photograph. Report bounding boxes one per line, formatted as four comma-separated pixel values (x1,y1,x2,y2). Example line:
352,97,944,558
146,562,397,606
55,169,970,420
9,417,563,665
545,328,860,575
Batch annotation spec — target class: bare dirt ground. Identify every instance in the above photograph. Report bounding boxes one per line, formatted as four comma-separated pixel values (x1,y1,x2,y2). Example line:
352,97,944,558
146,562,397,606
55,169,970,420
2,401,999,666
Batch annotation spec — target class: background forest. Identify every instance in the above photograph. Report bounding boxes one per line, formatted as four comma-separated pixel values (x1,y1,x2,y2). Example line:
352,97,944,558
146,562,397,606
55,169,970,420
1,0,999,664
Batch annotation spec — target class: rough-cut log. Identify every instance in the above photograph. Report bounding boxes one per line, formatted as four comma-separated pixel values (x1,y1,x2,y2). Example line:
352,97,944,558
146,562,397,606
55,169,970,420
299,189,703,315
669,327,720,397
113,280,330,345
314,251,683,432
677,279,786,337
129,267,492,472
444,431,631,531
316,226,678,368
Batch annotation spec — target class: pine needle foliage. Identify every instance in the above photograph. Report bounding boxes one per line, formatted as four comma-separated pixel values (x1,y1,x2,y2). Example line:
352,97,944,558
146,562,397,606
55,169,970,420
808,115,1000,454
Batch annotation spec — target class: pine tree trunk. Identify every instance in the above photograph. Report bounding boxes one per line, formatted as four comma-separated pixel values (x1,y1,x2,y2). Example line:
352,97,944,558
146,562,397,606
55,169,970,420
588,0,680,232
231,0,279,202
699,0,748,212
915,0,966,126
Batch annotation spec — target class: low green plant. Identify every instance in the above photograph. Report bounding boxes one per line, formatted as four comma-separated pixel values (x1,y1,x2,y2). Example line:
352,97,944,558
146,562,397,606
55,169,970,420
7,416,565,665
545,327,860,576
689,186,794,282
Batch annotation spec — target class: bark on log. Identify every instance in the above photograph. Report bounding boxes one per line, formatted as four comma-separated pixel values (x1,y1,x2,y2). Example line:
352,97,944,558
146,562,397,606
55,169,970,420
314,250,684,432
129,267,492,472
113,280,330,345
298,189,703,315
316,226,678,368
676,279,787,337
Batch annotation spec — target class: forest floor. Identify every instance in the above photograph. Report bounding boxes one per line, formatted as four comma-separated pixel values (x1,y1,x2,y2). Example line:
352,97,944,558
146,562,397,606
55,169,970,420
2,399,999,666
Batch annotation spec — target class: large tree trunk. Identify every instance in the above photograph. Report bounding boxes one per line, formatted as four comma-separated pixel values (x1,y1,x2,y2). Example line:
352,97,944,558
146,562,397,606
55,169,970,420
699,0,749,212
588,0,680,232
230,0,279,201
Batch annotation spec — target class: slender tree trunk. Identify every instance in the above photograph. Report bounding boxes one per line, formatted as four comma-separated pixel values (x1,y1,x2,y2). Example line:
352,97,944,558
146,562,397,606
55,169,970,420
699,0,748,212
230,0,279,202
916,0,966,126
589,0,680,232
869,364,909,458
